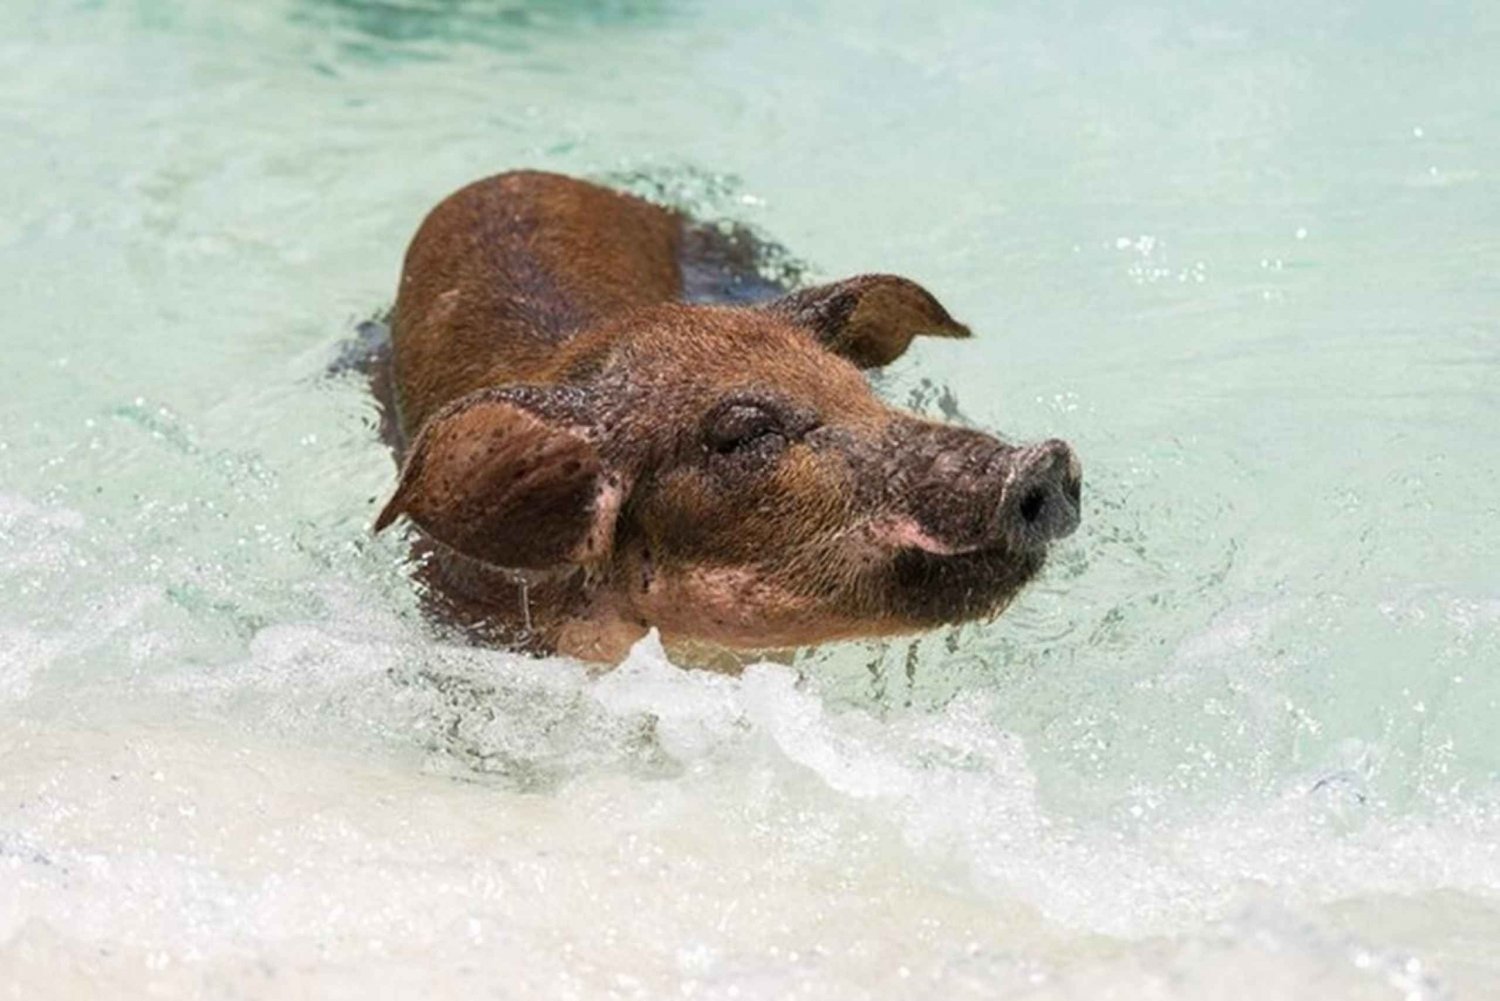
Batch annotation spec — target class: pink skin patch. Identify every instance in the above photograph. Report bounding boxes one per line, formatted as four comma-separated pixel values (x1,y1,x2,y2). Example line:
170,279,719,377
861,515,974,556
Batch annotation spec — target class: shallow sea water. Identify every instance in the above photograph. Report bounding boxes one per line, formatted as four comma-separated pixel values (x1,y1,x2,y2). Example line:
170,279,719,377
3,0,1499,997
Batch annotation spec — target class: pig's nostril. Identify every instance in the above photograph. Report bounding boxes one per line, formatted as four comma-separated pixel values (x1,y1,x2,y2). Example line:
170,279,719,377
1018,487,1047,525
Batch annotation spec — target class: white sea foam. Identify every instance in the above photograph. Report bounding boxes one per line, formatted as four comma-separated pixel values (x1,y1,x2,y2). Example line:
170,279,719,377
7,600,1495,999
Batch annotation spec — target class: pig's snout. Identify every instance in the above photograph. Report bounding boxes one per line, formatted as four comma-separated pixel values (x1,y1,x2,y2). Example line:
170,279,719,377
998,439,1081,550
867,424,1082,559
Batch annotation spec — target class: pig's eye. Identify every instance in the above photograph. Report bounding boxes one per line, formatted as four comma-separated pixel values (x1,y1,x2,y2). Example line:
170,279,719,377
706,402,786,455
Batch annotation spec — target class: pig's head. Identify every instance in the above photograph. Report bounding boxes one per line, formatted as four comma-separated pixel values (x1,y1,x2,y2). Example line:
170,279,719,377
375,275,1081,652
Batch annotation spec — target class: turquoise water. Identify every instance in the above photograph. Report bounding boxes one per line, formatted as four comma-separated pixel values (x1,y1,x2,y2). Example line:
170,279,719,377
3,0,1499,996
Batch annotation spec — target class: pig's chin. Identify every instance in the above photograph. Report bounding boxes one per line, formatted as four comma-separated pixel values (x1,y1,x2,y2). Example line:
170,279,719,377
879,544,1048,627
615,532,1050,652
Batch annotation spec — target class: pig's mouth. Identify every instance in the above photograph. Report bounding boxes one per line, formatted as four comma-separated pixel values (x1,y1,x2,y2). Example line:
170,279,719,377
882,542,1051,626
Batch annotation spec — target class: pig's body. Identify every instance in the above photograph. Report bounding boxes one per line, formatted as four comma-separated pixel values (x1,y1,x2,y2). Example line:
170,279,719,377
375,171,1080,664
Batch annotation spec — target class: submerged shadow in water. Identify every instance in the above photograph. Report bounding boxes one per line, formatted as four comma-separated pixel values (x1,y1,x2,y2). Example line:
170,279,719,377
292,0,680,62
388,660,676,790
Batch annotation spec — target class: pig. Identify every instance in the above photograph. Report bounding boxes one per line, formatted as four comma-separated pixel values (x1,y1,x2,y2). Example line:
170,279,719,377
372,170,1080,664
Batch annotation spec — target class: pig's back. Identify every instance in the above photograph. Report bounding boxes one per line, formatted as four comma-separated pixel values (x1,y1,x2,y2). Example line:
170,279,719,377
390,170,683,435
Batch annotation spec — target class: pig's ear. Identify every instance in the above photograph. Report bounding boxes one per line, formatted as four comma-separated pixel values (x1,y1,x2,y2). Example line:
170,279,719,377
764,274,970,368
373,388,625,571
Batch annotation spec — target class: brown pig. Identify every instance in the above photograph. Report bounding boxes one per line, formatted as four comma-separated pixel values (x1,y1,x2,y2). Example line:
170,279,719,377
373,170,1081,664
